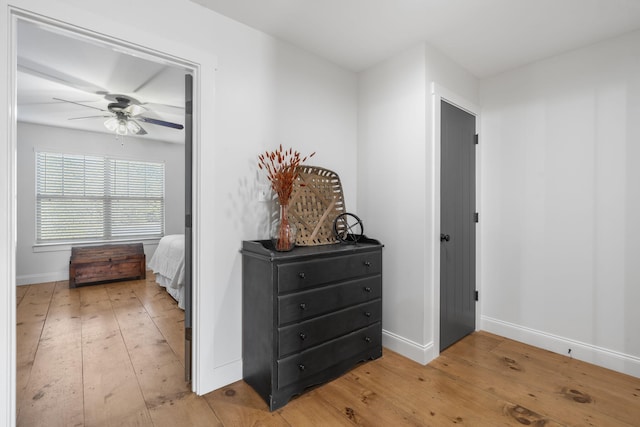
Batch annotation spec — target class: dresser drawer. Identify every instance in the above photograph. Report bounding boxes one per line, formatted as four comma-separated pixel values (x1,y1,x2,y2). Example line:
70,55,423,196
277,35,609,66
277,322,382,389
278,276,381,325
278,300,381,358
277,251,382,293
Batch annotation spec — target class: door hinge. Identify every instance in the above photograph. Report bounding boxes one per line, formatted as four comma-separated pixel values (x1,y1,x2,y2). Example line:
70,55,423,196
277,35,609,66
474,212,479,223
475,290,479,301
474,133,479,145
185,214,192,228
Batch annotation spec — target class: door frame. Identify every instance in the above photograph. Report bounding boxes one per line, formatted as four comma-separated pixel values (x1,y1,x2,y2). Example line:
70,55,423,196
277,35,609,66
430,82,480,357
3,6,210,422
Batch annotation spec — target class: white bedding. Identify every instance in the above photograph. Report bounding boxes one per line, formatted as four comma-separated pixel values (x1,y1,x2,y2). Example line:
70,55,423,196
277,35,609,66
148,234,185,309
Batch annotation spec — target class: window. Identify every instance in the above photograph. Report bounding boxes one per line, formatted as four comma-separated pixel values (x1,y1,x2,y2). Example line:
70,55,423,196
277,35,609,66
36,151,165,244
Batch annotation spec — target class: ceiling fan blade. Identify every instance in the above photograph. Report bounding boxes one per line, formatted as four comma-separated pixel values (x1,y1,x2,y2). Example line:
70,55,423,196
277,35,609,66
53,97,106,112
140,102,184,113
68,115,112,120
137,116,184,130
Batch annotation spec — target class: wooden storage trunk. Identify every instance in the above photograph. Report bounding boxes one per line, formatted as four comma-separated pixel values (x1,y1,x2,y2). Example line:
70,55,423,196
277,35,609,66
69,243,146,288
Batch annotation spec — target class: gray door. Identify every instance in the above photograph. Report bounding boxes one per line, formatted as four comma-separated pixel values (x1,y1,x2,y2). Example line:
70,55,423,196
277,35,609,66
440,100,476,352
184,74,193,381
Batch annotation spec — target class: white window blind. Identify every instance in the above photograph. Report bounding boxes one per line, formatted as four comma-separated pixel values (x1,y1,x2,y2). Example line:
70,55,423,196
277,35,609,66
36,152,165,243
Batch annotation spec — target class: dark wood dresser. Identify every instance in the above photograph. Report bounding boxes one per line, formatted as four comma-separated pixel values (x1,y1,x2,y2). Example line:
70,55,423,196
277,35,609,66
241,238,383,410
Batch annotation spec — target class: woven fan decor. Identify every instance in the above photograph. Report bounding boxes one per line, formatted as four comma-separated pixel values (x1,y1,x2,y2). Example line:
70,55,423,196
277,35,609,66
288,166,345,246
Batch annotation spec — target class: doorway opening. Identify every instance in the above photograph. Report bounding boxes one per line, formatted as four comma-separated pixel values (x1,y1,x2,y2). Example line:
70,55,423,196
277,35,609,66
13,12,197,421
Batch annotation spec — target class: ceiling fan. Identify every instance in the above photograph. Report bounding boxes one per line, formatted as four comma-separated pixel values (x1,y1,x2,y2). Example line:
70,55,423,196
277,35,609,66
56,94,184,136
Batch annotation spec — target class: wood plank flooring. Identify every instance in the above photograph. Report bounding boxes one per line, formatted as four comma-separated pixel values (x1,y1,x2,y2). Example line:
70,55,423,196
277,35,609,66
17,278,640,426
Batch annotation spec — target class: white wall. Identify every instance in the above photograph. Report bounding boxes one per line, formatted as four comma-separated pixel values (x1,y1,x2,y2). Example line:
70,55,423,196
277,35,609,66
358,43,478,364
480,30,640,376
16,122,185,285
1,0,358,421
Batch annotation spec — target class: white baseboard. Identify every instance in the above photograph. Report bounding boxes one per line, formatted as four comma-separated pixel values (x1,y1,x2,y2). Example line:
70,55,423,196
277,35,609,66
482,316,640,378
204,333,436,396
382,329,435,365
16,271,68,286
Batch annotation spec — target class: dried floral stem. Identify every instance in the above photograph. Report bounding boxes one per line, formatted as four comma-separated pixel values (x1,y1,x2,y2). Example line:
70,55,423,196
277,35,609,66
257,145,315,206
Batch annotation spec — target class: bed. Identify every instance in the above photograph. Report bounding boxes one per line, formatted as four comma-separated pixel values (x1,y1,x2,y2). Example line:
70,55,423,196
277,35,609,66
148,234,185,309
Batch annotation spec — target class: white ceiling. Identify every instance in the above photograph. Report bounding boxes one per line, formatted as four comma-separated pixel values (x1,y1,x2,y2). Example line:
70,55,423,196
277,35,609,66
191,0,640,77
17,20,188,144
17,1,640,143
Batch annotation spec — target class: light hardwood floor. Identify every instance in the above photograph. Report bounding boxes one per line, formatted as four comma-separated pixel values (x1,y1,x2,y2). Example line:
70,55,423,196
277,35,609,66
17,277,640,426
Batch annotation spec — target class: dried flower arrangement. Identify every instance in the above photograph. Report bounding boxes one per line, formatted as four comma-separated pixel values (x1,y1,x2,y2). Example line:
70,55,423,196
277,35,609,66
258,145,315,205
258,145,315,250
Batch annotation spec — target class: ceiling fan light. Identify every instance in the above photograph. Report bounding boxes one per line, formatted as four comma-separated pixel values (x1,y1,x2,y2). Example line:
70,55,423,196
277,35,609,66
104,117,118,132
126,119,142,134
127,104,145,116
116,118,128,136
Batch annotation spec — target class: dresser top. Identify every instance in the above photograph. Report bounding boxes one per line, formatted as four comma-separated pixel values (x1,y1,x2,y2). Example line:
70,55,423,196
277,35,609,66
241,238,383,261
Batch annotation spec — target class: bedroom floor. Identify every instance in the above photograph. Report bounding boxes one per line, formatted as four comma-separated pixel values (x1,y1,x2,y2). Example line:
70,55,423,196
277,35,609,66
16,277,640,426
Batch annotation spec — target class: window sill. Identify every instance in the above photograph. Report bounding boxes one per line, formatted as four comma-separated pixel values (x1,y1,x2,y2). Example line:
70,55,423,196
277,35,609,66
33,237,162,253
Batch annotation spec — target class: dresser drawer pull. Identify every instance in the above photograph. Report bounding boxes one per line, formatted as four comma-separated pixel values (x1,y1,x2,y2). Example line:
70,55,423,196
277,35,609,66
364,311,371,317
364,261,371,267
364,336,372,343
299,332,307,340
298,272,305,279
298,364,306,371
364,286,372,293
299,303,307,310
